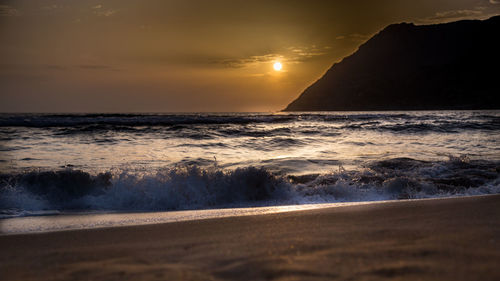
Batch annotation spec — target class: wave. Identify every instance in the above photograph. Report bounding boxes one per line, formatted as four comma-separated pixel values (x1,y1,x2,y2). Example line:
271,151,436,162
1,113,498,134
0,113,296,128
1,157,499,217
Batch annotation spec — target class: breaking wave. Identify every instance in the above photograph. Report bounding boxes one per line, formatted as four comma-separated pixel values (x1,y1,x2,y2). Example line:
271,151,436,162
1,157,499,218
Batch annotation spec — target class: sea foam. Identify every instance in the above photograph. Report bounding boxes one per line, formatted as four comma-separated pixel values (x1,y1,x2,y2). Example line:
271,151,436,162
1,157,499,217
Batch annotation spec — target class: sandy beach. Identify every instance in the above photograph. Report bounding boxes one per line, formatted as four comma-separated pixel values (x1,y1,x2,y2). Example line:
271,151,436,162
1,195,499,281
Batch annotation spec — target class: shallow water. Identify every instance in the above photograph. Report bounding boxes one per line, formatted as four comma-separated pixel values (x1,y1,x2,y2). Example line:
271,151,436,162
0,111,499,217
0,201,381,234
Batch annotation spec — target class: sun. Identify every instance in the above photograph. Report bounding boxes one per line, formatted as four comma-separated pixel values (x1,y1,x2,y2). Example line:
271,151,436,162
273,62,282,71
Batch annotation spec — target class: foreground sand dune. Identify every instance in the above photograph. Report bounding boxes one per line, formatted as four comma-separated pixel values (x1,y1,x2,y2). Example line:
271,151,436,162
1,195,500,280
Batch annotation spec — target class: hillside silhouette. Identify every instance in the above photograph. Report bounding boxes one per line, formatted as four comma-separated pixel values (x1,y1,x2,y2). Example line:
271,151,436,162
284,16,500,111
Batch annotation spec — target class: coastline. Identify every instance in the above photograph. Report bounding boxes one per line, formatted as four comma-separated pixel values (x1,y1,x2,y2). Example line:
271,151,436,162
0,195,495,235
1,195,499,280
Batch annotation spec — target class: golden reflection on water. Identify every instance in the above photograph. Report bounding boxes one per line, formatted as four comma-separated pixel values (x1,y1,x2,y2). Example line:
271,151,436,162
1,112,498,175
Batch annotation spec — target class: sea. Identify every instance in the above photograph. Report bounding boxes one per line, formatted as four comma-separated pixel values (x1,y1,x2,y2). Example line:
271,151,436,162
0,111,499,233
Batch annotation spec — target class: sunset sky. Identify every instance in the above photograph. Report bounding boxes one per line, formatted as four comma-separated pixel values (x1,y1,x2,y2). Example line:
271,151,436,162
1,0,499,112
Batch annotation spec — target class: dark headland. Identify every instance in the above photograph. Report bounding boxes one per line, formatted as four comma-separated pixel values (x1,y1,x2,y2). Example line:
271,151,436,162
284,16,500,111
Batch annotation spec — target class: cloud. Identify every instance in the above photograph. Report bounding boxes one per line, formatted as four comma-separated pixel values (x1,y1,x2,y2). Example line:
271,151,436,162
416,6,500,24
40,4,72,14
214,45,332,68
78,64,109,69
287,45,329,61
215,54,281,68
0,63,120,72
90,4,116,17
432,9,483,20
418,8,489,23
41,5,59,11
335,33,370,42
93,9,116,17
78,64,120,71
0,5,19,16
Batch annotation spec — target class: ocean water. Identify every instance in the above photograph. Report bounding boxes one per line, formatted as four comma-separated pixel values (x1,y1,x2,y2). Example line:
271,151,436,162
0,111,499,222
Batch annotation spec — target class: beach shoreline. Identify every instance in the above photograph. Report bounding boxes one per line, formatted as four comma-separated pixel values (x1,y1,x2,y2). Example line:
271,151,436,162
0,195,495,235
1,195,499,280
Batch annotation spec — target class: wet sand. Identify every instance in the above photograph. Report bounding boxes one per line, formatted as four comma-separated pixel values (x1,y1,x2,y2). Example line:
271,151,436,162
1,195,500,280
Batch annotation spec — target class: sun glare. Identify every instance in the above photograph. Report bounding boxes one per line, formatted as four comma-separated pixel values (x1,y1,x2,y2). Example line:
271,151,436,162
273,62,282,71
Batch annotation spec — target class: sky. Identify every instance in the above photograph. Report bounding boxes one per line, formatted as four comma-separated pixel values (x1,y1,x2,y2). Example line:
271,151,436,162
1,0,499,112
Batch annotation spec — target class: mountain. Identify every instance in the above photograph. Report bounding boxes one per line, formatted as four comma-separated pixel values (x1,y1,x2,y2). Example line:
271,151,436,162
284,16,500,111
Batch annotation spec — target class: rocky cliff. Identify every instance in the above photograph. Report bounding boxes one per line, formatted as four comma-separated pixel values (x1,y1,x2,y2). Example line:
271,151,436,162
284,16,500,111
